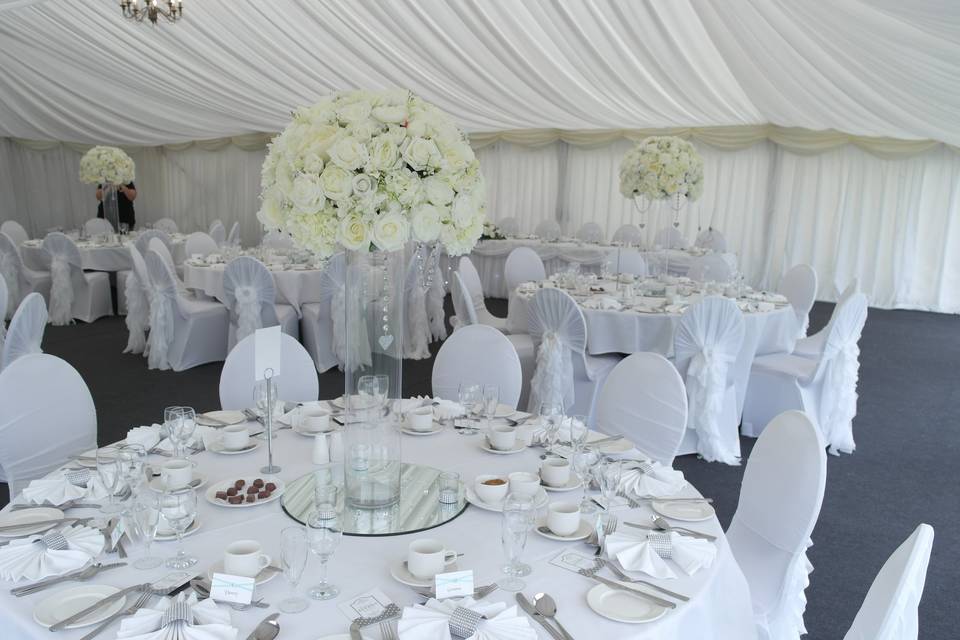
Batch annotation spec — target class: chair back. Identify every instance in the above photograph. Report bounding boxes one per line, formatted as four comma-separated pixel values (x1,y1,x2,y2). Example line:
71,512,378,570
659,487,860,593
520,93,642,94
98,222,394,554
695,228,727,252
576,222,604,243
596,352,688,465
814,292,868,379
452,271,478,327
185,232,220,258
527,288,586,410
688,253,733,283
148,237,178,275
611,224,643,246
0,292,46,371
84,218,114,236
497,217,519,235
534,219,562,241
318,253,370,369
654,226,687,249
0,220,29,247
781,264,818,337
617,249,647,277
457,256,487,312
41,232,84,325
219,332,318,410
135,229,173,257
129,243,151,292
0,353,96,495
153,218,179,234
209,220,226,246
226,221,240,247
0,232,26,319
223,256,280,344
504,247,546,292
432,324,522,408
844,524,934,640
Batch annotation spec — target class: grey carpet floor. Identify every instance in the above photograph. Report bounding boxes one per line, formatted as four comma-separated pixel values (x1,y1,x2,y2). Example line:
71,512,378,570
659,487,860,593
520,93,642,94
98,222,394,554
2,300,957,638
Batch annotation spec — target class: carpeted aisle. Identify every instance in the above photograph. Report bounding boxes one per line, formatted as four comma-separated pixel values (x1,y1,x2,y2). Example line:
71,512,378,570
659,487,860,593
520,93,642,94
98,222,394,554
1,300,956,638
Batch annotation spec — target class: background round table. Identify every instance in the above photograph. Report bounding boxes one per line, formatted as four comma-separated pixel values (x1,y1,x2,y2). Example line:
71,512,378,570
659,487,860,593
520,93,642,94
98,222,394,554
183,261,325,310
0,415,757,639
19,237,186,272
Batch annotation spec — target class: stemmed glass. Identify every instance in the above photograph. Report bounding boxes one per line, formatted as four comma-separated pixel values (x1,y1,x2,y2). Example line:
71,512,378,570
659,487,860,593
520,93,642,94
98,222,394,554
481,384,499,431
538,402,563,453
164,407,197,458
572,445,600,514
253,380,282,425
457,383,483,436
127,489,162,570
97,446,123,515
159,488,198,569
306,485,342,600
357,374,389,416
499,492,535,592
118,444,147,495
568,415,589,449
279,526,310,613
597,458,623,522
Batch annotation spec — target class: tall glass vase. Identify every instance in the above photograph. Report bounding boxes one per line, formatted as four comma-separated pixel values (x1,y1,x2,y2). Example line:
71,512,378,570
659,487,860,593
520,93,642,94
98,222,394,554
342,249,405,509
101,182,120,233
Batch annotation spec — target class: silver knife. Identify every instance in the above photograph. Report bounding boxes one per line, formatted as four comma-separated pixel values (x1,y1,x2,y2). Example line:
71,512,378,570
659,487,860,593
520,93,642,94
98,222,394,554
0,517,92,533
516,593,563,640
246,612,280,640
11,562,125,596
585,573,677,609
49,583,151,631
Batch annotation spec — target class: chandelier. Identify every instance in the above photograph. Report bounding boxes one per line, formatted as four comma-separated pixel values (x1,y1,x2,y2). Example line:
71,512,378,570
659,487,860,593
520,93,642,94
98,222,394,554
120,0,183,25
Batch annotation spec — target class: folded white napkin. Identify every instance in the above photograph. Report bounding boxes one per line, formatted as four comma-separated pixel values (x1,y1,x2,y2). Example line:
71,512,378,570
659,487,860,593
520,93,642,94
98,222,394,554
0,524,104,581
605,530,716,579
116,592,236,640
398,597,537,640
581,295,622,311
529,417,585,445
618,460,687,498
21,469,110,505
126,424,213,452
405,396,466,421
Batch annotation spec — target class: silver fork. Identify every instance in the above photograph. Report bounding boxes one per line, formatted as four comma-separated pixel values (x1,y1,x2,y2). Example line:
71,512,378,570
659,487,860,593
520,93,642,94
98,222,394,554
379,620,398,640
592,515,619,556
78,590,151,640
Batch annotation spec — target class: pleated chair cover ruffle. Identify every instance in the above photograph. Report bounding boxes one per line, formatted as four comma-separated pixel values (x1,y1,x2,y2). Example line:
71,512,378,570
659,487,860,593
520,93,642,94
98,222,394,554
404,247,432,360
222,256,278,345
123,245,149,354
145,249,177,370
42,232,82,326
527,288,585,412
426,256,447,341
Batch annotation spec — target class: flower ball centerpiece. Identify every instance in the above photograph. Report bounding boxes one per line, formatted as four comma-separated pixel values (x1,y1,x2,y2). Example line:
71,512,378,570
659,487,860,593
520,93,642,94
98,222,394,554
79,145,136,186
619,136,704,227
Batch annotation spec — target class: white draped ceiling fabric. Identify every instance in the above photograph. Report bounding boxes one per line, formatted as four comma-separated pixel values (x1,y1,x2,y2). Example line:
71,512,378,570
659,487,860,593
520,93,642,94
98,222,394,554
0,0,958,311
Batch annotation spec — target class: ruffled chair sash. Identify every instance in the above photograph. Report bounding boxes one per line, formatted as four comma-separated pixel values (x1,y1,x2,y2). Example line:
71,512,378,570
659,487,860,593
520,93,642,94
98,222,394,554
528,330,574,410
48,255,73,326
686,346,739,464
123,270,149,354
234,285,262,344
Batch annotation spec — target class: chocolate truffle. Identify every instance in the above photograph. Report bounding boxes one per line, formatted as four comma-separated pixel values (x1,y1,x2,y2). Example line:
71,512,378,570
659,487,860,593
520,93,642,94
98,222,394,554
257,490,270,499
228,495,243,504
226,487,238,497
253,478,265,488
215,491,228,500
245,494,256,503
264,482,277,492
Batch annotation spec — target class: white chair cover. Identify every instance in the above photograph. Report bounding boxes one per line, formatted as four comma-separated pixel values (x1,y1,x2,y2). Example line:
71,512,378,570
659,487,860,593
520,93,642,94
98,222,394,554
432,324,523,409
611,224,643,246
262,230,294,250
0,220,29,247
84,217,114,236
793,277,858,358
149,237,188,294
844,523,934,640
688,253,733,283
497,217,519,235
41,232,82,325
504,247,546,293
134,229,174,258
0,292,46,372
209,220,226,246
674,297,745,465
226,221,240,247
0,353,96,495
595,352,688,465
654,226,688,249
727,410,826,640
576,222,605,243
426,256,447,342
0,232,24,318
452,271,478,327
695,228,727,252
153,218,179,234
458,256,508,332
534,219,562,241
185,232,220,258
780,264,818,338
617,249,647,277
526,288,584,411
219,332,319,410
403,248,432,360
145,249,177,370
222,256,280,345
122,245,149,354
318,253,371,370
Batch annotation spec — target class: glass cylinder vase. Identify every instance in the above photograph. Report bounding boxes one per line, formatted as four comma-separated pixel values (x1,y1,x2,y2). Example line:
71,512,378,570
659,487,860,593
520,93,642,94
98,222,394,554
101,182,120,233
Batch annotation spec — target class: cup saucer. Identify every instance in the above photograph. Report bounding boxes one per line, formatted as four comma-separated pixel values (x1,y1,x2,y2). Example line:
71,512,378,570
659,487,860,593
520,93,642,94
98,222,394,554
534,517,593,541
207,440,260,455
389,558,458,588
540,474,582,492
479,438,526,455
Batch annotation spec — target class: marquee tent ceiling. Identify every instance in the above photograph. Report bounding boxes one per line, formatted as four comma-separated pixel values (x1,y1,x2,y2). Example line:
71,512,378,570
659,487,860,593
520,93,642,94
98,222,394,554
0,0,958,146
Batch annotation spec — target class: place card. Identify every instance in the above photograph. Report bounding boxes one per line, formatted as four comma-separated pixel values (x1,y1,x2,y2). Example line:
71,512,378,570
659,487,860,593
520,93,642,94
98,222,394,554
254,325,282,381
209,572,255,605
549,547,603,576
435,569,474,599
338,587,393,621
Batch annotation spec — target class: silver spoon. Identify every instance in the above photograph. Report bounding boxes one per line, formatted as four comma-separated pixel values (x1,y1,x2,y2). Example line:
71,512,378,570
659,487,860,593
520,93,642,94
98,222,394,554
533,593,574,640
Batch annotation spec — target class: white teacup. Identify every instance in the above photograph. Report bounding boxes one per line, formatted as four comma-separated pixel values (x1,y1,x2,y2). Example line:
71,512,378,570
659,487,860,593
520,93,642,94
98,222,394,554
547,502,581,537
219,424,249,451
508,471,540,498
407,408,434,432
300,407,331,433
224,539,270,578
160,458,193,489
539,458,571,487
487,425,517,451
407,538,458,580
474,475,509,504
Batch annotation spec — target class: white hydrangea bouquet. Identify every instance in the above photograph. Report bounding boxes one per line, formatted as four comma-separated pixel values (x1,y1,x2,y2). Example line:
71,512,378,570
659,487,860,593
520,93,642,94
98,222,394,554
619,136,704,203
257,89,486,258
78,145,135,185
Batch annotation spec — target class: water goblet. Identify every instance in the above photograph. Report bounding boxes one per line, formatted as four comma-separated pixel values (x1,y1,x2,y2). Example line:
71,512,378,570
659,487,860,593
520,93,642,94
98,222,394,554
307,485,342,600
127,489,162,570
253,380,282,431
567,415,589,449
597,458,623,520
457,383,483,436
572,445,600,514
499,492,535,592
97,446,123,515
118,444,147,493
538,402,563,453
173,407,196,457
163,405,182,448
279,526,309,613
481,384,499,430
159,488,198,569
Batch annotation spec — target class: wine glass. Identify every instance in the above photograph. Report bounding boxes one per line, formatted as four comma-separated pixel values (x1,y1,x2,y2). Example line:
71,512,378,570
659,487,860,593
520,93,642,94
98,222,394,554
538,401,563,453
499,492,535,592
118,444,147,494
357,374,388,416
457,383,483,436
97,446,123,515
306,485,342,600
159,488,198,569
127,489,162,570
279,526,310,613
597,458,623,522
481,384,499,431
572,445,600,514
567,415,589,449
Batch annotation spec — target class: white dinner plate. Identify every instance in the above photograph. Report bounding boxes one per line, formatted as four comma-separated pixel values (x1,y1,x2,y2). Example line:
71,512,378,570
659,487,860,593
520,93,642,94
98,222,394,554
329,395,378,411
292,422,336,437
586,584,670,624
401,424,444,436
388,559,459,588
207,558,279,585
0,507,64,537
479,438,526,455
156,516,201,540
205,477,284,508
148,472,207,492
534,518,592,541
33,585,127,629
72,448,117,468
651,499,715,522
196,410,246,427
465,486,548,513
207,439,260,455
540,475,582,492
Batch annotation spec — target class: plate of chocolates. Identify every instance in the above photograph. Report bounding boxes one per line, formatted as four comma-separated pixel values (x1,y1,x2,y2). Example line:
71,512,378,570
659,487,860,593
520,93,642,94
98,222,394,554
205,476,285,508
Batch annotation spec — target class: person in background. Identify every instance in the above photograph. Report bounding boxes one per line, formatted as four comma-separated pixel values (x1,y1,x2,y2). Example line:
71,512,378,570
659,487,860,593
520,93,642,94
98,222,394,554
96,182,137,230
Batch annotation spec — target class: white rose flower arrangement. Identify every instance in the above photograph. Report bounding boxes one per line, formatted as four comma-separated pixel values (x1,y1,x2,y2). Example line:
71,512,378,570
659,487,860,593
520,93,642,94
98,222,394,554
79,146,135,185
619,136,704,203
257,89,486,258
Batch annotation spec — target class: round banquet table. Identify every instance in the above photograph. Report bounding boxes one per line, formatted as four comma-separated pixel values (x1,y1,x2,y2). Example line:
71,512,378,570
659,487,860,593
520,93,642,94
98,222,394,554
0,416,757,639
183,261,325,310
19,237,186,272
452,238,734,298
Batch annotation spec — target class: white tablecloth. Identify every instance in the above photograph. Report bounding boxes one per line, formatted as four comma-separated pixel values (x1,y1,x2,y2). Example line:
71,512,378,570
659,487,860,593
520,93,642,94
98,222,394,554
459,239,733,298
0,419,757,640
183,262,325,310
20,239,186,273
